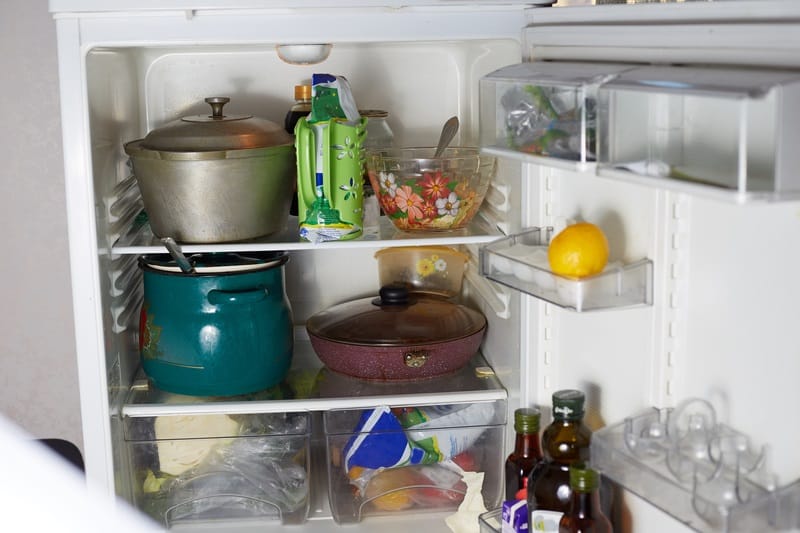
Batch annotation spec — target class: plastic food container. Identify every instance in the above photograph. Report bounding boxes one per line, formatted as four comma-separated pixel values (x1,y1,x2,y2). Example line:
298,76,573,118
324,399,506,523
375,245,469,298
123,408,311,527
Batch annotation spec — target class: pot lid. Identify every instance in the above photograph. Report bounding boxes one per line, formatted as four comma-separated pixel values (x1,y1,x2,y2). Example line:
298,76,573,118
306,285,486,347
139,251,288,275
140,97,293,152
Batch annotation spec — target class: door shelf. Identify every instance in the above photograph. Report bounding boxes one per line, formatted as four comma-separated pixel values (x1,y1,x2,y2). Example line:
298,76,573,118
591,400,800,532
597,65,800,204
110,212,503,255
479,228,653,312
479,61,633,165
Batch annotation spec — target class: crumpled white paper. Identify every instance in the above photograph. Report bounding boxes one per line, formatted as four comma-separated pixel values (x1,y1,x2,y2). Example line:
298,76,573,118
445,471,487,533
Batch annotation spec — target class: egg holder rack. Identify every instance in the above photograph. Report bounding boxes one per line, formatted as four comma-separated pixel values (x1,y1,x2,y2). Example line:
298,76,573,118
591,398,800,532
479,227,653,312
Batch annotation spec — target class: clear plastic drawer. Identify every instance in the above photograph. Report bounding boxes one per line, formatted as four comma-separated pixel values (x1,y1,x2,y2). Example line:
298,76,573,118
596,65,800,203
479,62,632,166
123,409,312,528
324,399,507,524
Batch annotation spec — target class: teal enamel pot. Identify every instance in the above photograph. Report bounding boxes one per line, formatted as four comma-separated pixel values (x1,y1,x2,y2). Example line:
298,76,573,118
138,251,293,396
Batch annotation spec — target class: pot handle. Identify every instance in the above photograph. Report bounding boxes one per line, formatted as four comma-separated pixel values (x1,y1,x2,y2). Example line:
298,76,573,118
208,287,268,306
404,350,429,368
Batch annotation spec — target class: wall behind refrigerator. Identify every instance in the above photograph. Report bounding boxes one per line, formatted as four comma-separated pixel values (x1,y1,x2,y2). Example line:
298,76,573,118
0,0,82,453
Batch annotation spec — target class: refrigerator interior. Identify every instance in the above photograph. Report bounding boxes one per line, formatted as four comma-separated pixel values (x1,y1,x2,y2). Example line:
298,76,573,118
52,1,800,531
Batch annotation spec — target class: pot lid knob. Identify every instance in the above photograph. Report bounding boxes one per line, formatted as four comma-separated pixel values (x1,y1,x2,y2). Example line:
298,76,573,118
205,96,231,119
373,284,410,307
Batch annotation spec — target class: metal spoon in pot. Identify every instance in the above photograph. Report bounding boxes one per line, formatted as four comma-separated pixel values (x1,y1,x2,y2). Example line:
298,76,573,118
433,116,459,158
161,237,195,274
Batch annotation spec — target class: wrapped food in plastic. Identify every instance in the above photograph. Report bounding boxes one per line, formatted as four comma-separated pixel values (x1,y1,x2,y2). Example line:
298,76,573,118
501,84,593,161
142,412,309,525
394,403,496,462
342,406,436,472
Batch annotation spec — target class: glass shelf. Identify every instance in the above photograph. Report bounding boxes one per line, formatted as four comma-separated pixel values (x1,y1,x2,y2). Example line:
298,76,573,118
121,343,507,419
109,212,503,255
592,400,800,532
479,227,653,312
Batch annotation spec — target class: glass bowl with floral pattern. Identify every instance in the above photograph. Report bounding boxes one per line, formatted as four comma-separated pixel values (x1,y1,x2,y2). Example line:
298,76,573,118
365,147,497,232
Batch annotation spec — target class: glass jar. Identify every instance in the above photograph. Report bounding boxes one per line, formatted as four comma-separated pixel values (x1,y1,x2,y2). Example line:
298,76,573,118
359,110,394,234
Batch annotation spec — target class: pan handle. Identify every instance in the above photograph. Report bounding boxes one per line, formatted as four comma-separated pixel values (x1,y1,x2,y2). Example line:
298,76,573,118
403,350,429,368
208,287,268,306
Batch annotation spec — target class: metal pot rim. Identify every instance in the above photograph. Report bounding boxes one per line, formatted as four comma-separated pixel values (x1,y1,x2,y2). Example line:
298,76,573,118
124,139,293,161
138,252,289,276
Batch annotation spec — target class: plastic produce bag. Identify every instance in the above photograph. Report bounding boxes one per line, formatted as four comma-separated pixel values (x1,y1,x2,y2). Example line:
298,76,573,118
143,413,309,525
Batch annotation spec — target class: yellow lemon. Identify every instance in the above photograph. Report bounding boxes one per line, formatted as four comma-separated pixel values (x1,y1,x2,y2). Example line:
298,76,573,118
365,468,417,511
548,222,609,278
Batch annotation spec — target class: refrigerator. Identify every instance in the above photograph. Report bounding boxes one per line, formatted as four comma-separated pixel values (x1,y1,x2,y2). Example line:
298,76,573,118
48,0,800,531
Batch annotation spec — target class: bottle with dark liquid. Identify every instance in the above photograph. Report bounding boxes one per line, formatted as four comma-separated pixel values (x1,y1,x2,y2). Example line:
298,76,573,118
504,407,543,501
527,390,592,533
559,466,612,533
285,84,312,217
284,84,312,135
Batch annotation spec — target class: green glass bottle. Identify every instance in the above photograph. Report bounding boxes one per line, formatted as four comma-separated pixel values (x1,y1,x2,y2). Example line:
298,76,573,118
559,467,612,533
527,390,592,533
504,407,544,501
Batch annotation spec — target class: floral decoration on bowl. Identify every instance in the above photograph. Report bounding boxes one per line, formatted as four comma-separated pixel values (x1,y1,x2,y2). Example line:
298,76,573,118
365,147,497,232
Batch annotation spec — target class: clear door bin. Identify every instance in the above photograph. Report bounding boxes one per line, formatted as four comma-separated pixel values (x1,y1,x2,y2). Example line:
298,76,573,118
591,400,800,532
324,399,507,523
596,66,800,203
480,228,653,312
123,409,311,528
479,62,632,166
479,508,503,533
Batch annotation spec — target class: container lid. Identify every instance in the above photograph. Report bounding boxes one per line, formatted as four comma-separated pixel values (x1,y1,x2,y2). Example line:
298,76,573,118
306,284,486,347
552,389,586,420
569,466,599,492
514,407,541,434
295,85,312,100
138,97,293,152
359,109,389,118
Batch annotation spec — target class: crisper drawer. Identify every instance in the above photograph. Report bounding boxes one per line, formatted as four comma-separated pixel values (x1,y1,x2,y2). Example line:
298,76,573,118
324,399,507,524
123,410,311,528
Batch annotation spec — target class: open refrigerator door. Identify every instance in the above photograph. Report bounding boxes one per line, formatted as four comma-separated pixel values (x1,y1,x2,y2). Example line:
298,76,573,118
49,1,800,532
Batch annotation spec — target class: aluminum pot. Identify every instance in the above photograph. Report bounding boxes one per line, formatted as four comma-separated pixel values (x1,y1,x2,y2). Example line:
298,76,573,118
138,251,293,396
306,285,486,381
125,97,295,243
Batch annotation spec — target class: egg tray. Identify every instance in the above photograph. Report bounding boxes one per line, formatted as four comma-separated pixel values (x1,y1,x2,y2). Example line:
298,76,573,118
479,227,653,312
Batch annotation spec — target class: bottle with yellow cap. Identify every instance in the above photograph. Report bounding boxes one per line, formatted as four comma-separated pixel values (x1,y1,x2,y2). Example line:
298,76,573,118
285,84,312,135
